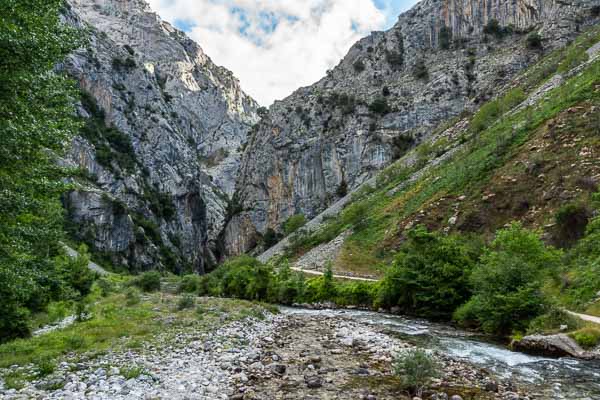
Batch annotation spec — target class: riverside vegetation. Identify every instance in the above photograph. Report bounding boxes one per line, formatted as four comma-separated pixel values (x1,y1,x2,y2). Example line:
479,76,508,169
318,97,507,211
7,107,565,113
2,0,600,399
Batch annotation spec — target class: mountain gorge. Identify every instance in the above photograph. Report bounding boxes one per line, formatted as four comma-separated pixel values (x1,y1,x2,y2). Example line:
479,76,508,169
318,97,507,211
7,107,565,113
62,0,258,273
225,0,600,256
3,0,600,398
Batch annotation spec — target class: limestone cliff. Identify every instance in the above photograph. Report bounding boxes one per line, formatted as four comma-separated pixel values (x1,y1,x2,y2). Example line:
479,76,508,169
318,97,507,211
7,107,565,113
224,0,599,256
62,0,258,272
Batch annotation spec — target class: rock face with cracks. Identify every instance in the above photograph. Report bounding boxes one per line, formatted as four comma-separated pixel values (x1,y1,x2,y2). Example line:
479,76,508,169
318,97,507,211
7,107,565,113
224,0,600,256
62,0,258,273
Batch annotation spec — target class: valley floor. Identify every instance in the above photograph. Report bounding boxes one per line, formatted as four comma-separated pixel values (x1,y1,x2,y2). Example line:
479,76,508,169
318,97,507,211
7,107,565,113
0,294,529,400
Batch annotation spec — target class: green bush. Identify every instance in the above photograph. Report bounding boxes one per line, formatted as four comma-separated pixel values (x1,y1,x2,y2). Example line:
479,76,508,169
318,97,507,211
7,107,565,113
177,294,196,311
125,287,141,306
454,223,562,335
262,228,280,248
570,328,600,349
527,33,543,50
96,278,115,297
58,245,96,299
132,271,161,292
376,226,480,319
36,357,56,377
178,274,201,293
483,19,508,38
553,203,590,248
283,215,307,236
394,349,440,397
368,97,391,115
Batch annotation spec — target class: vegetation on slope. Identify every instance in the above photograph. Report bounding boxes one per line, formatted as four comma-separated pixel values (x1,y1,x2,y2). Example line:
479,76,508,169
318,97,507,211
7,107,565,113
191,25,600,339
0,0,99,342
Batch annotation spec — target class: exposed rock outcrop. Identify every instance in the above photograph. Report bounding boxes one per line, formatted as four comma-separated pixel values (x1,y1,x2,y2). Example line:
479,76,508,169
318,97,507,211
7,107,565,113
512,334,597,359
224,0,600,256
61,0,258,272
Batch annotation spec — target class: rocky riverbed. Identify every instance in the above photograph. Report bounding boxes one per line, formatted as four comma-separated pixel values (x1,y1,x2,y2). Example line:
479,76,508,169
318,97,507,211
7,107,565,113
0,303,531,400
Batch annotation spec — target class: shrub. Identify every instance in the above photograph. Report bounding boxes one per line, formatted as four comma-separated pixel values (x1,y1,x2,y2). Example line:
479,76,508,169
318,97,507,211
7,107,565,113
36,358,56,377
394,349,440,397
125,287,141,306
336,179,348,197
120,366,145,379
257,106,268,118
263,228,279,248
132,271,162,292
527,33,543,50
58,245,96,299
412,59,428,80
112,56,136,71
96,277,115,297
177,294,196,310
353,59,366,73
454,223,562,335
553,204,590,248
368,97,391,115
178,274,201,293
375,226,480,319
483,19,507,38
570,328,600,349
439,26,452,50
283,215,307,236
385,50,403,69
335,281,376,306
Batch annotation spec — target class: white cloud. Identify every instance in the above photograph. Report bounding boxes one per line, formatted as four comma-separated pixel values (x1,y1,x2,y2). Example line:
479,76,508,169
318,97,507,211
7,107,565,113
148,0,406,105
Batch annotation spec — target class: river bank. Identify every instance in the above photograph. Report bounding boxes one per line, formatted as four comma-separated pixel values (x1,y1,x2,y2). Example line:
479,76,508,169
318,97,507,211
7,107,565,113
3,299,600,399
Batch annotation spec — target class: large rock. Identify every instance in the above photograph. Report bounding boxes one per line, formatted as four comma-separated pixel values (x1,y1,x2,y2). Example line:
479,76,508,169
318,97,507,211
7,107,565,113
512,334,596,359
223,0,599,256
61,0,258,272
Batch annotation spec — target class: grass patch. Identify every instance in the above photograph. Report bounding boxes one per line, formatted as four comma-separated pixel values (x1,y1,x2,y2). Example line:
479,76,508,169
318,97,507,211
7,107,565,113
120,366,146,379
570,327,600,349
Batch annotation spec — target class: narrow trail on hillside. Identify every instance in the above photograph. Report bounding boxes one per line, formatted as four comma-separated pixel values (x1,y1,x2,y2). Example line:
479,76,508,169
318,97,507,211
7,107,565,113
565,310,600,325
289,267,378,282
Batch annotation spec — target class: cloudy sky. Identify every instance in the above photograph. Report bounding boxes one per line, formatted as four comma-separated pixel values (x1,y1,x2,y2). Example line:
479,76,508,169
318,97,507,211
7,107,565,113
148,0,419,105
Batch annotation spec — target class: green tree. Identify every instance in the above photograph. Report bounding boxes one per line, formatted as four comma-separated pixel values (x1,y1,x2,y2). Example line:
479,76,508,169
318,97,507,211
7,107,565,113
454,223,562,335
376,226,480,319
0,0,82,341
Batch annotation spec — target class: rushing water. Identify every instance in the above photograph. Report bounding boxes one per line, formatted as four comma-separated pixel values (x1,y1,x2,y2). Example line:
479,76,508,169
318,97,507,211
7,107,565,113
283,307,600,400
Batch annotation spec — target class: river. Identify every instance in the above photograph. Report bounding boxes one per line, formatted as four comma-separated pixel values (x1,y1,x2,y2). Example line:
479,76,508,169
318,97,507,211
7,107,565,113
283,307,600,400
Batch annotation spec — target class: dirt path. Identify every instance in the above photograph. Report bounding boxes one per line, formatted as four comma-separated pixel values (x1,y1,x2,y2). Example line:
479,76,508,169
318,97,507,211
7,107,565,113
290,267,379,282
566,310,600,325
